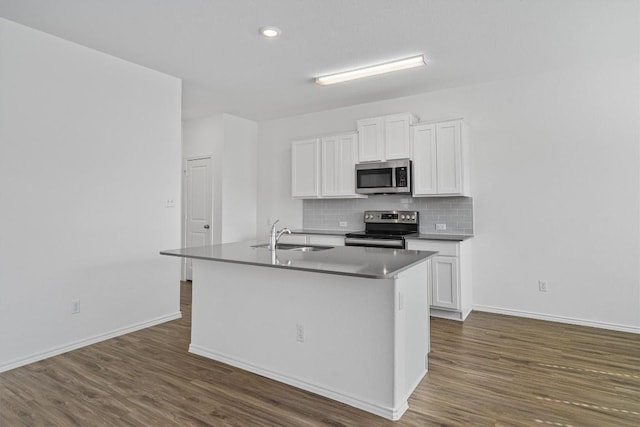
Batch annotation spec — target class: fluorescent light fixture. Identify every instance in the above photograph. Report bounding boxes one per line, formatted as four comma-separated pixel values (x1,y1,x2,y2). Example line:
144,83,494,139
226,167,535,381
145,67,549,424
315,55,426,85
259,26,281,39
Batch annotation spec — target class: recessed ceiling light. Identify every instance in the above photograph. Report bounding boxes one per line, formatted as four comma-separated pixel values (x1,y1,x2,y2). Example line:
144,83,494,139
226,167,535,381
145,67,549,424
259,26,281,39
315,55,427,85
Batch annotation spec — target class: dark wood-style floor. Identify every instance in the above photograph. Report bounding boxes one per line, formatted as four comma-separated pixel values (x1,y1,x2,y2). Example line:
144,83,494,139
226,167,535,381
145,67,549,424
2,281,639,426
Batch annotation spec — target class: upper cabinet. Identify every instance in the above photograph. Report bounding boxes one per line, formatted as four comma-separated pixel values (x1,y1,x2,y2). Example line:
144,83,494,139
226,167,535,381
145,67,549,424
292,133,362,199
412,119,470,196
357,113,417,162
291,138,320,198
321,133,359,197
292,115,470,199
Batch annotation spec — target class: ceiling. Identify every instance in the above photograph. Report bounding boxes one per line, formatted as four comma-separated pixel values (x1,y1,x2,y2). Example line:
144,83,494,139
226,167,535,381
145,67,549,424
0,0,636,121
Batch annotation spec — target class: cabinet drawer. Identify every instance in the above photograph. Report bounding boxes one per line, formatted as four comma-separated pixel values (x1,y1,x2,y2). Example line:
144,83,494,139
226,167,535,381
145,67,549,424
407,240,459,256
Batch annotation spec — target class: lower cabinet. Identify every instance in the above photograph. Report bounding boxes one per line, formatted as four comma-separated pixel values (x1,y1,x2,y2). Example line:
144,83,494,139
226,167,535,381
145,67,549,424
307,235,346,246
406,239,472,321
432,256,459,310
279,233,345,247
276,234,309,245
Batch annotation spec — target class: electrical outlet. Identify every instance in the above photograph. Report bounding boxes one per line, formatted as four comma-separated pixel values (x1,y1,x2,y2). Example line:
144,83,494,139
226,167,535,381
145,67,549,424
165,198,175,208
339,221,348,227
538,280,549,292
72,299,80,314
296,323,305,343
436,223,447,231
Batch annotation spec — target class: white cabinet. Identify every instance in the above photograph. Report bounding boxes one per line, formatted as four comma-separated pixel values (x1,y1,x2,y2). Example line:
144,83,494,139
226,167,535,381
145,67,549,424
293,133,361,199
321,133,359,197
406,239,472,321
279,234,346,247
291,138,320,198
357,113,417,162
307,235,345,246
432,256,459,310
277,234,310,245
412,120,469,196
357,117,384,162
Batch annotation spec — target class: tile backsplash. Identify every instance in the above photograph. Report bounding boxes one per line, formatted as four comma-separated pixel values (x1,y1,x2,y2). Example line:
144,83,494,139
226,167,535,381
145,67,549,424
303,196,473,235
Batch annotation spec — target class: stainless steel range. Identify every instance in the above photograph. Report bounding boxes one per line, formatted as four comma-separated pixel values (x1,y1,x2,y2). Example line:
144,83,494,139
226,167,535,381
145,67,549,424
344,210,419,249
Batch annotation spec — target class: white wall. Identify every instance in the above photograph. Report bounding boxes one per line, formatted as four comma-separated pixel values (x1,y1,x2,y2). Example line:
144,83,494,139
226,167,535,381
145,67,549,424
221,115,258,243
0,18,183,371
182,114,257,245
257,56,640,331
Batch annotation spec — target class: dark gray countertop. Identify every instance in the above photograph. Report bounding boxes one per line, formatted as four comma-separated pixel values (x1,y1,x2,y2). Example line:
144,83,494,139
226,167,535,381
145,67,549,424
291,229,473,242
160,240,436,279
407,234,474,242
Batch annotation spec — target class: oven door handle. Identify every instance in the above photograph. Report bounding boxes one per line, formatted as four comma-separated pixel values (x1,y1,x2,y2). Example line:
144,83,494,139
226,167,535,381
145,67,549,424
344,237,405,248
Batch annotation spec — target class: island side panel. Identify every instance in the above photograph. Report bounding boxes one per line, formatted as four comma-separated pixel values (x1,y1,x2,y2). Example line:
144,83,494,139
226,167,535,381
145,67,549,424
393,259,430,408
189,259,398,418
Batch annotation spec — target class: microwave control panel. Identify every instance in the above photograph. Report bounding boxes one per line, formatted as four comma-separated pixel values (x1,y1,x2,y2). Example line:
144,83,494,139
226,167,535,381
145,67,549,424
396,167,408,187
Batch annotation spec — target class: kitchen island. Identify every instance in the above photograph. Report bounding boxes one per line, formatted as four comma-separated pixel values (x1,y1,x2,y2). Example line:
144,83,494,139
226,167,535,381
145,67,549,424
160,241,436,420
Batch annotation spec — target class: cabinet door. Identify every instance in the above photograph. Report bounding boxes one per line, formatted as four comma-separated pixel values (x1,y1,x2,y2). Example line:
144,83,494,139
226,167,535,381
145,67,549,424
322,133,358,197
436,121,463,194
292,138,320,198
321,136,339,196
337,133,358,196
411,123,438,195
432,256,459,310
357,117,384,162
384,113,413,160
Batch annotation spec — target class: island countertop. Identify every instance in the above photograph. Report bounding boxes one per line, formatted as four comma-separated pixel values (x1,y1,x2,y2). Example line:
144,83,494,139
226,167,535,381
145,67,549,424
160,240,437,279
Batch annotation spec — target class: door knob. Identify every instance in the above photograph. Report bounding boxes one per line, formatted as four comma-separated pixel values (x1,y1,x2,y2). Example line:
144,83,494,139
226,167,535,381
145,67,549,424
204,225,210,229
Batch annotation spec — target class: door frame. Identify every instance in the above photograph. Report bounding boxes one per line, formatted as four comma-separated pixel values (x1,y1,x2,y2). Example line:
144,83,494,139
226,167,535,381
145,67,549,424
182,155,213,281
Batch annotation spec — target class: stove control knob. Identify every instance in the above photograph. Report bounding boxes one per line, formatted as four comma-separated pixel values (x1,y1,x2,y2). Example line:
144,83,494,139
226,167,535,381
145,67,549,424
411,215,416,220
401,215,406,220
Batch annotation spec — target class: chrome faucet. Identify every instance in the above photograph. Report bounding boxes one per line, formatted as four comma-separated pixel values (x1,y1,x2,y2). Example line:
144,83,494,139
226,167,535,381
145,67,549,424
269,219,291,250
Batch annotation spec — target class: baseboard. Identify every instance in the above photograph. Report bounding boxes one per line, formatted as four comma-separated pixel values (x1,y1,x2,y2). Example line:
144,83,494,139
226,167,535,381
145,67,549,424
189,344,408,421
473,305,640,334
0,311,182,373
430,306,471,321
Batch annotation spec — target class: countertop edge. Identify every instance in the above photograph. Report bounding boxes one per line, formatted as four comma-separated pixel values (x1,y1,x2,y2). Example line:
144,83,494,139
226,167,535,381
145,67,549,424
160,247,437,280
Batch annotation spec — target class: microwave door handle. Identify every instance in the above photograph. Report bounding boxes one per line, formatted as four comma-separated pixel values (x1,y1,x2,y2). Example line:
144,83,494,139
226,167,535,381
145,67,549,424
391,167,396,188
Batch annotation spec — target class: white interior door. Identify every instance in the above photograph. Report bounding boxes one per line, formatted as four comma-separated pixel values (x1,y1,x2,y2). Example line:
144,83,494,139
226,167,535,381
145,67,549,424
185,157,212,280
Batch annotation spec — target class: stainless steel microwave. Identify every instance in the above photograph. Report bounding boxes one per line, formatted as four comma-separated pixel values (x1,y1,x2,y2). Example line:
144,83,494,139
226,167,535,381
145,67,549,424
355,159,411,194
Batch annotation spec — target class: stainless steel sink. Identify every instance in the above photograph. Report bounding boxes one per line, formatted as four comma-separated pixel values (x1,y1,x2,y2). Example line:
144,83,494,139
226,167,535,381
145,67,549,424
251,243,333,252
